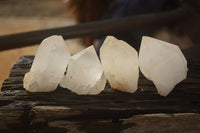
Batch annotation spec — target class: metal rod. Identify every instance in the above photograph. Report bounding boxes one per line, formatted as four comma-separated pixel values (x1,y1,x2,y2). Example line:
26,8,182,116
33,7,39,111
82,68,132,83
0,8,187,51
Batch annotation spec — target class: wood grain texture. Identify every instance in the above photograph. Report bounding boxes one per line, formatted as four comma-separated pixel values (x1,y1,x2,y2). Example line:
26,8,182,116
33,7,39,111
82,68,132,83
0,56,200,132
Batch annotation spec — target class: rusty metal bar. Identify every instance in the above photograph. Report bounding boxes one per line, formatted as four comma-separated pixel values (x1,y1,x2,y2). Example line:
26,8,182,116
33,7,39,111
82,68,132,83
0,8,187,51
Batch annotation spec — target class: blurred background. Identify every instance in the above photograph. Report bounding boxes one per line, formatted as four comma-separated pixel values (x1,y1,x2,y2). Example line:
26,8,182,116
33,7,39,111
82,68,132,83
0,0,199,88
0,0,86,88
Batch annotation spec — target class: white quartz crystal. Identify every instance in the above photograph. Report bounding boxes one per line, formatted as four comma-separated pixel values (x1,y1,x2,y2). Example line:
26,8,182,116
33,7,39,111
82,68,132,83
139,36,188,96
60,45,106,95
100,36,139,93
23,35,71,92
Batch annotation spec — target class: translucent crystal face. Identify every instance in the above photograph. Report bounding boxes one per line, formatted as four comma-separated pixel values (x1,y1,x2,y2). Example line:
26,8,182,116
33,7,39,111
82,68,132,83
100,36,139,93
23,35,71,92
139,36,188,96
60,45,106,95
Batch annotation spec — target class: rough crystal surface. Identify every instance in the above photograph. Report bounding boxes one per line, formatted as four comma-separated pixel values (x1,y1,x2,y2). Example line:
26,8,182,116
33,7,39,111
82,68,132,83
100,36,139,93
23,35,71,92
139,36,188,96
60,45,106,95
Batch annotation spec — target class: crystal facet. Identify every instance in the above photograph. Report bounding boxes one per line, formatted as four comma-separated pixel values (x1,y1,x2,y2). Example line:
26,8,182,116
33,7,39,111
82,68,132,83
100,36,139,93
60,45,106,95
23,35,71,92
139,36,188,96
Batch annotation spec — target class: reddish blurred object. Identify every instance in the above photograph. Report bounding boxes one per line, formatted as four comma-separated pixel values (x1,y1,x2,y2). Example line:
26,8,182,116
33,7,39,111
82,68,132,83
65,0,115,23
65,0,116,46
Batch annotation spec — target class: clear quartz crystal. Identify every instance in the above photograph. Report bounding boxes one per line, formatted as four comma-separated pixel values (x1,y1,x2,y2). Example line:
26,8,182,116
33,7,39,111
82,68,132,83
60,45,106,95
100,36,139,93
139,36,188,96
23,35,71,92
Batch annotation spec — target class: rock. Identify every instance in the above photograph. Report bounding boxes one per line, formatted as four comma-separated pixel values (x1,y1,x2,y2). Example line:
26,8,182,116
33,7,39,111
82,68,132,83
139,36,188,96
100,36,139,93
23,35,71,92
60,45,106,95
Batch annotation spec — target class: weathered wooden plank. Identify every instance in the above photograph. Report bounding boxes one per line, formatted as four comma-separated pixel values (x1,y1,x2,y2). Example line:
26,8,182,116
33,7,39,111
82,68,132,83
9,56,34,77
1,83,200,128
0,107,28,132
40,113,200,133
1,56,200,132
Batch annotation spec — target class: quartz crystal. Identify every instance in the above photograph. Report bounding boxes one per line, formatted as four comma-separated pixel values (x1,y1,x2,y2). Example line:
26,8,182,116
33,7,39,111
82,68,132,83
23,35,71,92
60,45,106,95
139,36,188,96
100,36,139,93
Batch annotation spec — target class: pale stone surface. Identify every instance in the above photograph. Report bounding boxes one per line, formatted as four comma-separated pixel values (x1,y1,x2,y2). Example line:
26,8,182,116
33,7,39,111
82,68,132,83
60,45,106,95
100,36,139,93
139,36,188,96
23,35,71,92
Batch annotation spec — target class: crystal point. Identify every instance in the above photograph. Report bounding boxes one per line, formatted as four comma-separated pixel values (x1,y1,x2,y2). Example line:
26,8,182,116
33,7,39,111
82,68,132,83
23,35,71,92
139,36,188,96
100,36,139,93
60,45,106,95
